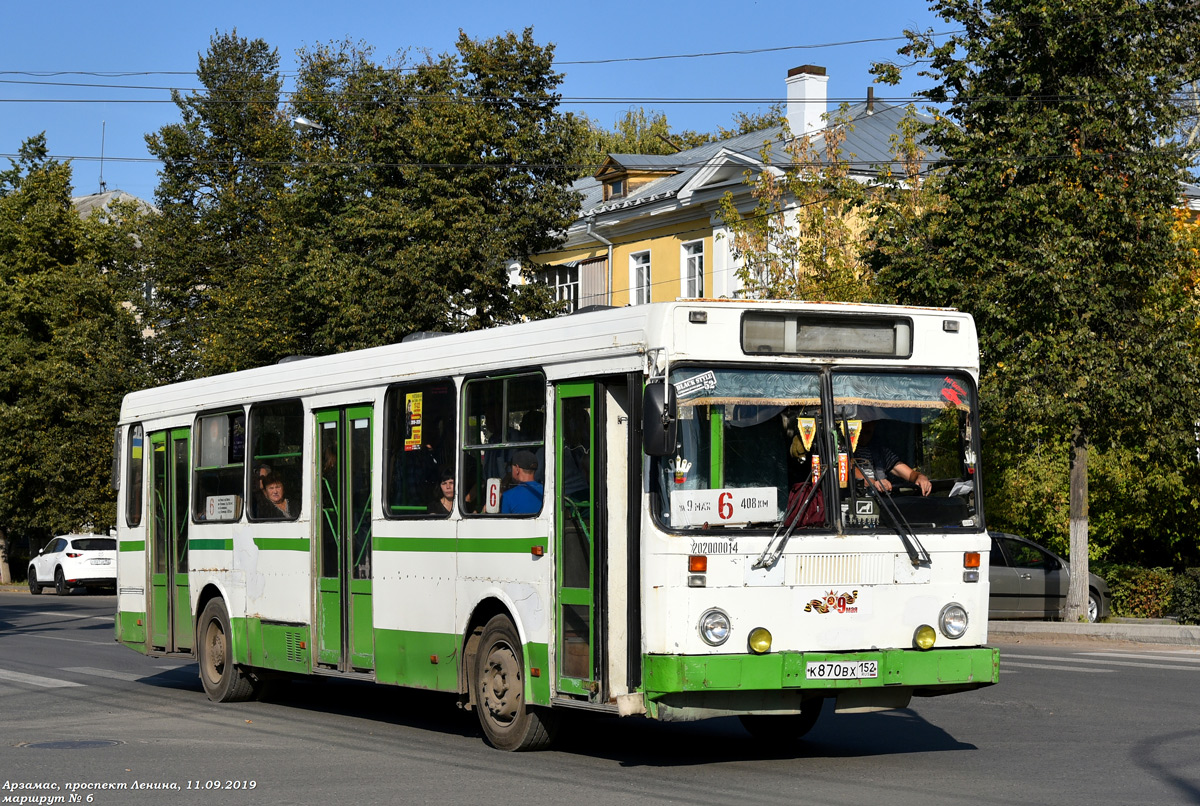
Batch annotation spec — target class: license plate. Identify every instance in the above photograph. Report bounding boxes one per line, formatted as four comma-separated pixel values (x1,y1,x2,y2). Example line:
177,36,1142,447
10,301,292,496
806,660,878,680
90,559,111,565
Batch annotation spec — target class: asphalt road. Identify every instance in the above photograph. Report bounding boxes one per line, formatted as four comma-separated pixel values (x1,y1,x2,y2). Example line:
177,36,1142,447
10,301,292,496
2,591,1199,806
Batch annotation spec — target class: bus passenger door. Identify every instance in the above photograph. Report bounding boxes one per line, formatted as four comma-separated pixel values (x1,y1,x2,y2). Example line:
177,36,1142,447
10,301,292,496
555,382,599,698
148,428,192,653
314,407,375,672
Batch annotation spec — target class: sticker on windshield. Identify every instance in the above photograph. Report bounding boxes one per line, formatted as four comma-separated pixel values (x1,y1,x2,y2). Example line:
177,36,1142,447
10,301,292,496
670,487,776,527
674,371,717,399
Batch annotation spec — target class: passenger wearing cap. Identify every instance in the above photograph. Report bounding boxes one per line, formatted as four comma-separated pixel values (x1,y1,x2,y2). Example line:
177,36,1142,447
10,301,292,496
500,450,544,514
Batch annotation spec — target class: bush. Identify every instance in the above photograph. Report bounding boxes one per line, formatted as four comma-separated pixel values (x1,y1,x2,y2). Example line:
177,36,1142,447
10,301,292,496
1171,569,1200,626
1099,565,1176,619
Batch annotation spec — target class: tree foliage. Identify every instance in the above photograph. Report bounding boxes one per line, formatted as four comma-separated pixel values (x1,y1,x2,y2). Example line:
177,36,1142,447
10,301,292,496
717,106,876,302
868,0,1200,573
0,135,146,579
143,29,585,375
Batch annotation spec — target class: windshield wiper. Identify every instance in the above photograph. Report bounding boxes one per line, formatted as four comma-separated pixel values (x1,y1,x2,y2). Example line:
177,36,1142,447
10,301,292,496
869,485,931,567
753,464,828,570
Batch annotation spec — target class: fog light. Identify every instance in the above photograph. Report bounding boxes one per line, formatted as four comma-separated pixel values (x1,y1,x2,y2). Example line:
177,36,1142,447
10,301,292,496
914,624,936,650
748,627,772,654
699,608,731,646
939,603,968,639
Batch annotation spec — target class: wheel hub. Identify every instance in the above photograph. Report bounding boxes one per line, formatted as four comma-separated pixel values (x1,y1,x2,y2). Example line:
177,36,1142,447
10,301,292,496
482,646,520,724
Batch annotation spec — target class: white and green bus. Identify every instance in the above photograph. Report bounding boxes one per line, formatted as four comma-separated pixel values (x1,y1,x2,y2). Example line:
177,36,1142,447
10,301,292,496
114,300,998,750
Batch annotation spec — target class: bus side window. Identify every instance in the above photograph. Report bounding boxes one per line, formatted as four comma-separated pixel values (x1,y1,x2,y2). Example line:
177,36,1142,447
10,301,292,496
193,410,246,522
126,423,144,527
248,400,304,521
386,380,456,517
461,373,545,516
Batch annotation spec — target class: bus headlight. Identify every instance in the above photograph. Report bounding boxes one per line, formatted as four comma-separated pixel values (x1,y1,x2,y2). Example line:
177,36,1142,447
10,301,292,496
748,627,772,654
914,624,936,650
699,609,731,646
939,603,969,639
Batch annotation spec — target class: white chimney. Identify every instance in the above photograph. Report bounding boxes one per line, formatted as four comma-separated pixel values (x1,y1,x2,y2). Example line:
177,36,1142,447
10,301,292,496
786,65,828,136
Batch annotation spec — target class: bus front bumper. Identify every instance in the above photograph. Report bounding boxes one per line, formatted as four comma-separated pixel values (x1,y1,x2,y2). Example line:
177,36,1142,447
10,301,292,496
640,646,999,722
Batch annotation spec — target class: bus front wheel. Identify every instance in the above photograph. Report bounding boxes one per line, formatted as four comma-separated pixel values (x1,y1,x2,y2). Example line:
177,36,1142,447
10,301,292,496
197,598,256,703
739,698,824,742
473,615,557,751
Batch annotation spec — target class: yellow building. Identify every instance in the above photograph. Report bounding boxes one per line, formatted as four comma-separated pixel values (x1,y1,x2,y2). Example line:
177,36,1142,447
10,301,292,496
533,66,923,309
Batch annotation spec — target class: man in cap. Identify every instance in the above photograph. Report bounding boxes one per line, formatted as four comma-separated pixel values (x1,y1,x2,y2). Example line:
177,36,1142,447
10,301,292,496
500,450,544,514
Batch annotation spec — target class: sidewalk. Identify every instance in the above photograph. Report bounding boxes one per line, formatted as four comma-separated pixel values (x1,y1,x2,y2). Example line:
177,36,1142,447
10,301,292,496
989,618,1200,647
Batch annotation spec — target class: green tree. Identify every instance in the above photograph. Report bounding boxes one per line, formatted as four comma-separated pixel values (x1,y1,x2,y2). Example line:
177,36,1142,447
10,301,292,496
0,135,145,581
869,0,1200,614
285,29,584,350
144,30,298,378
717,106,876,302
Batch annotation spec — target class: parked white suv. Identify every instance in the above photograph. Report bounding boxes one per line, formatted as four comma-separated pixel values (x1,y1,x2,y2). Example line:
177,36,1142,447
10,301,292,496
28,534,117,595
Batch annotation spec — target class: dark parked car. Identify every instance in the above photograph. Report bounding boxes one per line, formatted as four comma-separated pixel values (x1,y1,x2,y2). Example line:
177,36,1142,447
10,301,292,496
989,532,1111,623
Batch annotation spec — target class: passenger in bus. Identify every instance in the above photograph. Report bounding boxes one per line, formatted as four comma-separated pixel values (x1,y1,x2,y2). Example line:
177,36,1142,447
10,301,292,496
854,421,932,496
435,473,455,514
260,473,294,518
500,451,543,514
252,463,272,517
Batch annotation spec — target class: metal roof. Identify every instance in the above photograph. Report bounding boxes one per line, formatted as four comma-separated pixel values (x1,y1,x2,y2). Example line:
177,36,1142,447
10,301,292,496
573,100,940,221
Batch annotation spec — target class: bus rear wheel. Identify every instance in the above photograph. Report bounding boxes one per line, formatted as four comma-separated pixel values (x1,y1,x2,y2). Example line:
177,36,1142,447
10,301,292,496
739,698,824,742
197,598,256,703
473,615,557,751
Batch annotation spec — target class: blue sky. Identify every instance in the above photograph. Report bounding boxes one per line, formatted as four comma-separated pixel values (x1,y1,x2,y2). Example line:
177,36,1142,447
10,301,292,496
1,1,945,202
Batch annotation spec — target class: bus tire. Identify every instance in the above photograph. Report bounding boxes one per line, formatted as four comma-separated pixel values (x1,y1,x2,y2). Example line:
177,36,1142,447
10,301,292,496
473,615,557,751
739,698,823,742
197,598,256,703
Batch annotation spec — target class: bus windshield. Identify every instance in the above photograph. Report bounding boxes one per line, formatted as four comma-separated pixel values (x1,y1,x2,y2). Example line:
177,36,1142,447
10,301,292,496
652,367,980,532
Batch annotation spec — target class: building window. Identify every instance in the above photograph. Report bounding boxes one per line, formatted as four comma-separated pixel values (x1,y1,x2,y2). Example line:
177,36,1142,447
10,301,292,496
630,251,651,305
540,264,580,312
682,241,704,298
605,178,625,201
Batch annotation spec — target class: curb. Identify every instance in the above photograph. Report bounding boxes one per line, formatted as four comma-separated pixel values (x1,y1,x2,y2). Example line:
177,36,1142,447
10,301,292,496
989,619,1200,647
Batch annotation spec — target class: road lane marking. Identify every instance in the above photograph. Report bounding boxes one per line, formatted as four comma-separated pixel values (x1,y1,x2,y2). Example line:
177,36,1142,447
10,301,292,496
1003,652,1200,672
1077,651,1200,664
31,612,114,621
62,666,147,682
1000,661,1112,673
0,668,85,688
10,633,111,646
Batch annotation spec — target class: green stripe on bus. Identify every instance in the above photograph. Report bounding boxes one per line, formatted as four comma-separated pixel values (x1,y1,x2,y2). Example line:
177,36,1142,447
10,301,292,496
373,536,547,553
190,538,233,550
119,541,145,552
252,537,310,552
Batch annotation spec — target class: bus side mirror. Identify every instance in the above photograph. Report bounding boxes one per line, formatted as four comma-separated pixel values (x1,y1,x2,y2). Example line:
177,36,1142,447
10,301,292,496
642,381,677,457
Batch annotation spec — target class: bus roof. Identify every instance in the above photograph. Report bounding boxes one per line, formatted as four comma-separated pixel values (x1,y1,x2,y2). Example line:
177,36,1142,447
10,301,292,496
119,299,975,423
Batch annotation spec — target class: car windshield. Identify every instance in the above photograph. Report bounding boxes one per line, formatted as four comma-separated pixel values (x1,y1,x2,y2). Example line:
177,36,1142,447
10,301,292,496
72,538,116,551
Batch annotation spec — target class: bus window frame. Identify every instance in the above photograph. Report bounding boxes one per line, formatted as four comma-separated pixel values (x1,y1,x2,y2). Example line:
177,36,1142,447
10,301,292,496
383,377,458,520
125,423,145,528
192,407,247,524
246,398,305,523
460,369,547,518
